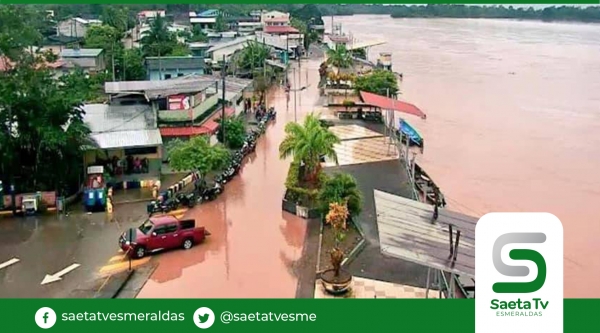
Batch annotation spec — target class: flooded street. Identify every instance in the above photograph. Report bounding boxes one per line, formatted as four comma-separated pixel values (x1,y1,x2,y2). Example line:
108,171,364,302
137,61,321,298
332,16,600,297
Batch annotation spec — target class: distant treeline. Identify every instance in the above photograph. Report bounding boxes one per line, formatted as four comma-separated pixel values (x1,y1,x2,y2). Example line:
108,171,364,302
28,4,600,24
386,5,600,22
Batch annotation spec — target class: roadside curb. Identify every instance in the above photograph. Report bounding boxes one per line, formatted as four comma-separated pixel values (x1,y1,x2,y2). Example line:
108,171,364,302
315,219,324,276
93,270,134,299
342,218,367,268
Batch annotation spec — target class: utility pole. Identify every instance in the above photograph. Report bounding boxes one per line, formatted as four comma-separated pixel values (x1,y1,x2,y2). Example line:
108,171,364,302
7,105,16,215
111,42,116,82
263,37,267,109
221,54,227,146
158,46,162,80
293,67,297,122
285,33,289,87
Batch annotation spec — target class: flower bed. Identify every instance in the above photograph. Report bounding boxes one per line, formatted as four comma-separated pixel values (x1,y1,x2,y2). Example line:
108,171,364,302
318,219,363,272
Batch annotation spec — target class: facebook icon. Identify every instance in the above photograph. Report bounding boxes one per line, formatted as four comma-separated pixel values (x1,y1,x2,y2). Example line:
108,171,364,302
35,307,56,329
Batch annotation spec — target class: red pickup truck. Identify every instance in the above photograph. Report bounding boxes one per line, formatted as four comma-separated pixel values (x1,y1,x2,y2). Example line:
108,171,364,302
119,215,210,259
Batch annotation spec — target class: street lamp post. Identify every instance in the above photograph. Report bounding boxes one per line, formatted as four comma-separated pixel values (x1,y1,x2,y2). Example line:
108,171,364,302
288,85,309,122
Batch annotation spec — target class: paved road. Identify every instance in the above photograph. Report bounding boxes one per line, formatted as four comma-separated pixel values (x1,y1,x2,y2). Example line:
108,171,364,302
0,202,158,298
137,60,322,298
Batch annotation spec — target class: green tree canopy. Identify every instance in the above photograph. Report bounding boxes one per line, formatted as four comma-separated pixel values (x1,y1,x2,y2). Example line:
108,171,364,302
236,41,271,73
121,48,146,80
216,115,247,149
214,14,228,33
140,15,177,57
326,44,353,69
84,24,123,80
354,70,399,97
168,136,231,181
0,6,92,193
101,6,130,33
188,24,209,43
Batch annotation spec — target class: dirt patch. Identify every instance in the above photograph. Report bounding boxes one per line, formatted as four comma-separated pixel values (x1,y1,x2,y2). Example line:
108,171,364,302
318,221,362,272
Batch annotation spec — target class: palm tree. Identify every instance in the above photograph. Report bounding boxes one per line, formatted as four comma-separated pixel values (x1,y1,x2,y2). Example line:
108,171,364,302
140,15,176,57
326,44,353,69
279,113,341,184
318,173,363,218
236,41,271,75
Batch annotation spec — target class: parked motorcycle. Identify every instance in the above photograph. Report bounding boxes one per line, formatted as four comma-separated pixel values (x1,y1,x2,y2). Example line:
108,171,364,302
147,197,178,216
175,192,197,208
267,107,276,121
201,183,222,202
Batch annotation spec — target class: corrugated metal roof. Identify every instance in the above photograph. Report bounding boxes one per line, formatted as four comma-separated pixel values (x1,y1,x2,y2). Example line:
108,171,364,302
83,103,162,149
145,56,206,70
92,129,162,149
83,103,155,133
374,189,477,278
60,48,103,58
66,57,97,68
105,77,218,99
207,36,254,52
181,74,252,95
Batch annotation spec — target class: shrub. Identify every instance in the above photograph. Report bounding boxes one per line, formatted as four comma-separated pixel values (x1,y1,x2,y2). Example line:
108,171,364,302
216,115,247,149
318,172,362,217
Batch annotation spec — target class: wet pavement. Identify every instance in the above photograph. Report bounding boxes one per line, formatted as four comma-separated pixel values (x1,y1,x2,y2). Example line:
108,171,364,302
137,60,322,298
0,202,149,298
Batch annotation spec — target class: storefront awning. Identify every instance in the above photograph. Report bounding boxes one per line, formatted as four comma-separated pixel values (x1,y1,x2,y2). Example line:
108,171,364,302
360,91,426,119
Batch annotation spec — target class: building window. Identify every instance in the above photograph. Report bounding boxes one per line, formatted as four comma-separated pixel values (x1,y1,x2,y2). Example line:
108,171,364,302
124,147,158,155
164,74,172,79
177,73,184,77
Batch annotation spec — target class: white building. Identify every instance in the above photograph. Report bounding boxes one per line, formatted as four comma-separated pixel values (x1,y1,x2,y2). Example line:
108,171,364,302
237,21,262,35
260,11,290,24
56,17,102,38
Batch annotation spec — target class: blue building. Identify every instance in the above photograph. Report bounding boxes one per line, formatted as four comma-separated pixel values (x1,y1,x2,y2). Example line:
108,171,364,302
145,56,207,81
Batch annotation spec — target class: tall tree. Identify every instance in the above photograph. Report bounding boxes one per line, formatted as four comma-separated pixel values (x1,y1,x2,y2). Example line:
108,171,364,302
236,41,270,73
101,6,129,33
84,24,123,79
140,15,177,57
0,5,92,193
326,44,353,69
120,48,146,80
188,24,209,43
214,14,228,32
279,113,340,184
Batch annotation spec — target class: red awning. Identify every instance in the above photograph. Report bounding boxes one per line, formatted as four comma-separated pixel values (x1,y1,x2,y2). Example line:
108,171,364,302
159,126,211,137
264,26,299,34
359,91,426,119
201,107,236,134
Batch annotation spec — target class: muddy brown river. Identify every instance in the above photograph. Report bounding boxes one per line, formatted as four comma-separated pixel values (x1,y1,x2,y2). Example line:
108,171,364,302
331,15,600,297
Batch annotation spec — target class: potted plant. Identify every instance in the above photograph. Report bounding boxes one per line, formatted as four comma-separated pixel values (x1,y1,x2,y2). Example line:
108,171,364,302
321,202,353,295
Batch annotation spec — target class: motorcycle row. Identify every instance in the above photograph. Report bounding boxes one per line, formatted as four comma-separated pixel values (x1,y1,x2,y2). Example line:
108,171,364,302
148,108,276,216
